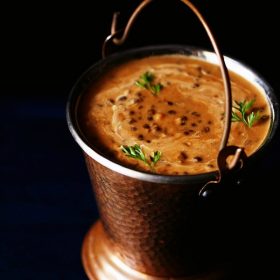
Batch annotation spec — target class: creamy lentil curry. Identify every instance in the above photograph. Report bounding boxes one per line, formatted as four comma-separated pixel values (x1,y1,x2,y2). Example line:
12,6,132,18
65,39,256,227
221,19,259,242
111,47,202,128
78,54,270,175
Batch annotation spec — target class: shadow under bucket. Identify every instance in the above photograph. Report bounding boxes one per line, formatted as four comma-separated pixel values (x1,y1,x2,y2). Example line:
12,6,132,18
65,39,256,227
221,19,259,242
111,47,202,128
66,45,279,280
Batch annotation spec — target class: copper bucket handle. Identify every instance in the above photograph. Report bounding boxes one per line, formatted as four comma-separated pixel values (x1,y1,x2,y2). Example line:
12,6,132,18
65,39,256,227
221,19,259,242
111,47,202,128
102,0,246,195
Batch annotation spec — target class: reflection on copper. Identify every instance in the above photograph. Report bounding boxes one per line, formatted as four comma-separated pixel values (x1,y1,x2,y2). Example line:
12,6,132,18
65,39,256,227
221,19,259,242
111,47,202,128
82,222,226,280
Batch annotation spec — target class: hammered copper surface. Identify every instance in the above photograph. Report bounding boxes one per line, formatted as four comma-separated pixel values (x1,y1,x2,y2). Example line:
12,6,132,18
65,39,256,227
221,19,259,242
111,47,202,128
82,221,227,280
84,154,233,277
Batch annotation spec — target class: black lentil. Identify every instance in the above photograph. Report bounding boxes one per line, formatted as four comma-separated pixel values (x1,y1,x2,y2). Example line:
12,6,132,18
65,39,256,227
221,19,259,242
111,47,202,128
180,116,188,125
118,96,127,101
192,83,200,88
168,110,177,115
143,124,150,129
193,156,203,162
148,108,156,115
178,151,188,162
203,126,210,133
191,111,201,117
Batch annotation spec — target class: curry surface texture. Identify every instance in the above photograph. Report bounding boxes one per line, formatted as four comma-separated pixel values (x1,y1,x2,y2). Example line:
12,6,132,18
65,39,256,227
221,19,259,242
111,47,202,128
78,54,271,175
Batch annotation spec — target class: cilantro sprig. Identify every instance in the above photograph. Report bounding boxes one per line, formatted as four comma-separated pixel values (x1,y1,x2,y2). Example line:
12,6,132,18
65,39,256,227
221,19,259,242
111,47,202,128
231,99,260,128
135,72,163,95
121,144,161,170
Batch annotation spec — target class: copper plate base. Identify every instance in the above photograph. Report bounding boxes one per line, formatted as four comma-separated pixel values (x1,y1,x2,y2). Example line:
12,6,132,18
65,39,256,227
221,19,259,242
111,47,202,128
82,221,226,280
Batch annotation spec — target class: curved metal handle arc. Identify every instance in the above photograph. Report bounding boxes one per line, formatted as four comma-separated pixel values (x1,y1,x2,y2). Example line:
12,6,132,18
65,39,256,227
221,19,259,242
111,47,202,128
102,0,231,153
102,0,243,192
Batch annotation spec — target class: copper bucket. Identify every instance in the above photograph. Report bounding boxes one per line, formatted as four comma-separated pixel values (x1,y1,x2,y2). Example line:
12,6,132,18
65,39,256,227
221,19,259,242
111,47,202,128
66,1,279,279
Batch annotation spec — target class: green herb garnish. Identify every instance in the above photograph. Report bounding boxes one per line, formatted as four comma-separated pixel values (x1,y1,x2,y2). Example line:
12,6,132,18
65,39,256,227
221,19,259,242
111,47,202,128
150,151,161,166
231,99,260,128
121,144,161,170
135,72,163,95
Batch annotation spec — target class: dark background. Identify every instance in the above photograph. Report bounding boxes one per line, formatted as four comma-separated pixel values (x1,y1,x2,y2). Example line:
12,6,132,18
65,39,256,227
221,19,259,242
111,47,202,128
1,0,280,97
1,0,279,279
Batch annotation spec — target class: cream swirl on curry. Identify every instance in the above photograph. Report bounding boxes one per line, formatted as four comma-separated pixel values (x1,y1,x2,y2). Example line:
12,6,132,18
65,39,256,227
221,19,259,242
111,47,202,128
78,54,270,175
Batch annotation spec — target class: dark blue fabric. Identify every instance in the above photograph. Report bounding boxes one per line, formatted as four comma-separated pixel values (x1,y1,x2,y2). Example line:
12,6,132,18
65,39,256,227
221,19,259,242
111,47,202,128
0,97,98,279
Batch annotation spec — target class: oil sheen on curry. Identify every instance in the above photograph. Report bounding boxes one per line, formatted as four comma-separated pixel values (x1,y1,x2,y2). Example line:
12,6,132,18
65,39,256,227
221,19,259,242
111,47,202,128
78,54,271,175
